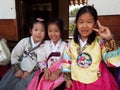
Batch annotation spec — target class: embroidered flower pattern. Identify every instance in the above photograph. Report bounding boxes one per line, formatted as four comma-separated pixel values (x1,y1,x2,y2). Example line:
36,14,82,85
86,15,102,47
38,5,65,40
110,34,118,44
77,52,92,68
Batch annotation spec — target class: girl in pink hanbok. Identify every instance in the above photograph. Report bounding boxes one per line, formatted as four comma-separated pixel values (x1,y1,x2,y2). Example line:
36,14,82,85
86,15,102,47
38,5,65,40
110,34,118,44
27,18,67,90
62,5,120,90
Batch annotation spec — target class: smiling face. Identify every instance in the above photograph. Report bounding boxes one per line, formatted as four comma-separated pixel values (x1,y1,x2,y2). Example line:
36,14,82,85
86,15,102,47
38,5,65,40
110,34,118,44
30,22,45,43
77,12,95,41
48,24,61,44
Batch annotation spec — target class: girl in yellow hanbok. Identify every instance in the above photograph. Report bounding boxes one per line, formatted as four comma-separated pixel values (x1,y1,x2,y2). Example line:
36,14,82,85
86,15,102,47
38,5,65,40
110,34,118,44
62,5,120,90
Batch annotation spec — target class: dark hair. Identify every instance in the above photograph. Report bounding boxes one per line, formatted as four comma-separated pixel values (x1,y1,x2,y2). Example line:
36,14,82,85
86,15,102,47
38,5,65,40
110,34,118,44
73,5,98,44
47,18,64,39
29,18,45,30
29,17,48,40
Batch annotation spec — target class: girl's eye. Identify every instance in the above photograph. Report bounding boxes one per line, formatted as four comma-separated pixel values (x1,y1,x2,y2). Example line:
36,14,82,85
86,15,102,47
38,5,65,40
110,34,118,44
78,21,83,23
34,29,38,31
88,21,92,23
48,30,52,32
40,29,45,32
55,30,59,32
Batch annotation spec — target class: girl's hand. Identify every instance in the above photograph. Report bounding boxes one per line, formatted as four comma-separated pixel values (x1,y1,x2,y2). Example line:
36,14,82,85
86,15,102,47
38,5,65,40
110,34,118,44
22,71,30,79
15,69,24,78
65,79,72,88
49,72,58,81
94,20,113,40
49,69,61,81
43,68,50,80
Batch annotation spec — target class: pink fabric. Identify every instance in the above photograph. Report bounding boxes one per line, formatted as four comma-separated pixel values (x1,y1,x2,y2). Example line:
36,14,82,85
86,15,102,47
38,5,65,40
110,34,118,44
37,60,65,90
26,70,41,90
65,61,118,90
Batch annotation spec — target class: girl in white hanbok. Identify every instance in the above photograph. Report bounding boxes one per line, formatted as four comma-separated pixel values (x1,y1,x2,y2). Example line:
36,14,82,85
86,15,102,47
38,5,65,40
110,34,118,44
0,18,47,90
27,18,67,90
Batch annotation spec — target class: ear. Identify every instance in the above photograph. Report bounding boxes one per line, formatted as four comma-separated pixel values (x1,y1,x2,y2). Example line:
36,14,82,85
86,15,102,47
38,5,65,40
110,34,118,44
30,29,32,34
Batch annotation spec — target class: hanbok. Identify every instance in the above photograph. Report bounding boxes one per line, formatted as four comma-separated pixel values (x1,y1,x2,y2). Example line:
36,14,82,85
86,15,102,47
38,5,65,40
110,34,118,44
63,36,120,90
0,37,45,90
27,39,67,90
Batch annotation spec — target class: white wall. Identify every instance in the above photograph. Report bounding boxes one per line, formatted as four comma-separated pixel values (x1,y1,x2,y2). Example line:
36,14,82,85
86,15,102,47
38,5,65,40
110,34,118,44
88,0,120,15
0,0,16,19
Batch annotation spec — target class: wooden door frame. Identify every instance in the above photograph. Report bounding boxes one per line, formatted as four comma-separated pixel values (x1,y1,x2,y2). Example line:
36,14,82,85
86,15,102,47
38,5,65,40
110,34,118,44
15,0,59,40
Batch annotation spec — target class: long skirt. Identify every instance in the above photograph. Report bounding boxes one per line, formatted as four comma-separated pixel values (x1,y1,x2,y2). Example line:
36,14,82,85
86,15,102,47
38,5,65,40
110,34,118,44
26,70,42,90
0,68,36,90
27,60,65,90
65,62,119,90
37,60,65,90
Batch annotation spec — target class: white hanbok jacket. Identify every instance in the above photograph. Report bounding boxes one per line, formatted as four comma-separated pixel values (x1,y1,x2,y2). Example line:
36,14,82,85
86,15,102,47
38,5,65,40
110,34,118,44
11,37,45,72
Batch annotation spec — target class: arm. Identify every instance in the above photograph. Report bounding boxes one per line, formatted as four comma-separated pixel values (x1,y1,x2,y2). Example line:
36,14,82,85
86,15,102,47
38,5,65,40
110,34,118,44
48,69,62,81
43,67,50,80
11,38,27,72
101,38,120,67
94,20,120,67
62,44,72,88
37,48,51,80
36,46,47,71
11,39,26,64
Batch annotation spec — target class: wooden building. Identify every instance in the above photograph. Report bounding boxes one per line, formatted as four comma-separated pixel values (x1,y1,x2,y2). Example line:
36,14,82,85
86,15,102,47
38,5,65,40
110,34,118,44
0,0,120,50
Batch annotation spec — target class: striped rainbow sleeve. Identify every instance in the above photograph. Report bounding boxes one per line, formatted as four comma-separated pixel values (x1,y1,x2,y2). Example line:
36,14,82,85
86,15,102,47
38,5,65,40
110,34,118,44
101,38,120,67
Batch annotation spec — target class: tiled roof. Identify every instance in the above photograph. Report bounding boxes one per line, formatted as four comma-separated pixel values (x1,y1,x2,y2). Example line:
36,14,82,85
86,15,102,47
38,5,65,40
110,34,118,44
69,0,88,5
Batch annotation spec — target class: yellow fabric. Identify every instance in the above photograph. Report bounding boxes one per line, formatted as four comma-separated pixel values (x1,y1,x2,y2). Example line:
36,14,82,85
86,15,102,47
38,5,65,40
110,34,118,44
70,37,102,84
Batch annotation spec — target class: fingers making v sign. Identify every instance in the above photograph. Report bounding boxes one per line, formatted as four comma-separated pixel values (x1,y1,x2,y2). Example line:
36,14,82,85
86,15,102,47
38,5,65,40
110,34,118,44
94,20,113,40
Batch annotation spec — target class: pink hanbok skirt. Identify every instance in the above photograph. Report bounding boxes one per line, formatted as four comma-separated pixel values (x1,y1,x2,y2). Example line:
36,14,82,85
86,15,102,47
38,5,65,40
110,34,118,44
37,60,64,90
65,62,118,90
26,70,41,90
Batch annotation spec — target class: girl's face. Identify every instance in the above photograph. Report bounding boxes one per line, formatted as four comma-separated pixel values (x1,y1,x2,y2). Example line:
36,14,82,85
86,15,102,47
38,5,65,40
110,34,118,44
77,12,95,41
30,22,45,43
48,24,61,44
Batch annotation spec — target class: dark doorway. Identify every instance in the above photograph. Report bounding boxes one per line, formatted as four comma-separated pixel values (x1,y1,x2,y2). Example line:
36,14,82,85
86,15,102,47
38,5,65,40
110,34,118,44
16,0,58,39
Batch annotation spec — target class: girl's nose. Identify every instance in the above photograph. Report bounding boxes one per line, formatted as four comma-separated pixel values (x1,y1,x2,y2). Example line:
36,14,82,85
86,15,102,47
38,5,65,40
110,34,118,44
82,23,87,28
51,32,55,35
38,31,41,34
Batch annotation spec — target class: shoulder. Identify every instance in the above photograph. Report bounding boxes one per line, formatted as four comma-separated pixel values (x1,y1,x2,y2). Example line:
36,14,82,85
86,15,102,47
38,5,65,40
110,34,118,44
66,39,79,49
18,37,29,43
38,40,50,48
70,39,77,46
20,37,29,42
63,40,72,49
43,40,50,46
95,36,104,43
44,40,50,43
14,37,30,47
39,40,47,47
61,41,67,46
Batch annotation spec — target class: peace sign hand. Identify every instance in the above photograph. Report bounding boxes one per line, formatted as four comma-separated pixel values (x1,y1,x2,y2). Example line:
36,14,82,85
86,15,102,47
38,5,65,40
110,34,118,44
94,20,113,40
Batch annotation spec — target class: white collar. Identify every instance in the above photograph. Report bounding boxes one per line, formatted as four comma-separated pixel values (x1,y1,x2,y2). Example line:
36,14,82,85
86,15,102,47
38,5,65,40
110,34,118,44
50,39,62,52
31,36,41,48
79,38,87,48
